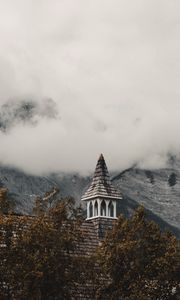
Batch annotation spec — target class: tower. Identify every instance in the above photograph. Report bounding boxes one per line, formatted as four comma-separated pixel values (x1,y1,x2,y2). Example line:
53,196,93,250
81,154,122,220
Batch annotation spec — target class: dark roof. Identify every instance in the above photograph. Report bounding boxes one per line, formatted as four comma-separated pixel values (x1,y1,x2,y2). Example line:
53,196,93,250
71,218,115,300
81,154,122,201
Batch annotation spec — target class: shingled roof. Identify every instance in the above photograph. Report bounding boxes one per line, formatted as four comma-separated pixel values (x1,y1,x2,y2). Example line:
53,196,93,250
81,154,122,201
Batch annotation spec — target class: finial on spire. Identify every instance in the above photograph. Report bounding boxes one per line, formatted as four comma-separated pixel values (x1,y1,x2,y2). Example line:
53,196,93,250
99,153,104,160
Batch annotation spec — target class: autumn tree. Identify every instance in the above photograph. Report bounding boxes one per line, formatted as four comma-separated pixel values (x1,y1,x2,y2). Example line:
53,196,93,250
0,190,179,300
0,188,14,214
33,187,60,216
0,198,85,300
96,207,180,300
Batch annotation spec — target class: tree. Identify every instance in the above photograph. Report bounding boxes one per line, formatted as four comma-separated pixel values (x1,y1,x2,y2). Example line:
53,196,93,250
0,188,14,214
33,187,60,216
0,198,84,299
168,173,177,187
96,207,180,300
145,171,155,185
0,196,179,299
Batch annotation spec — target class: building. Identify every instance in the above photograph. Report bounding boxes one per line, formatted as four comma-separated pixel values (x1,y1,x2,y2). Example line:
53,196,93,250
72,154,122,299
80,153,122,240
81,153,122,220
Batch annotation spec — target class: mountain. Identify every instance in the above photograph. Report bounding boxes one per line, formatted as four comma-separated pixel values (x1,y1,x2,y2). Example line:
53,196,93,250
0,166,89,215
113,159,180,231
0,157,180,239
0,99,179,237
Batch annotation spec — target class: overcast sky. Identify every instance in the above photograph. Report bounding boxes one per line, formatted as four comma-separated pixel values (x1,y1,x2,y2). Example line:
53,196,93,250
0,0,180,175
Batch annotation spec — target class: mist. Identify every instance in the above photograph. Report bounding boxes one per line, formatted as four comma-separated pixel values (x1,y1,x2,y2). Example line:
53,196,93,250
0,0,180,175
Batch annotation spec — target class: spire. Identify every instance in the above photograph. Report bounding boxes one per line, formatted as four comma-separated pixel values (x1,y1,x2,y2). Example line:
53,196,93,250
81,154,122,201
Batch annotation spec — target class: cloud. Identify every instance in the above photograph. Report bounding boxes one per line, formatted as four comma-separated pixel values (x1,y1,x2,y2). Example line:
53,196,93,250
0,0,180,174
0,98,58,131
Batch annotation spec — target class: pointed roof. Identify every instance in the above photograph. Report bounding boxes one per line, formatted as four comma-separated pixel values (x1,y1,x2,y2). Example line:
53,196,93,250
81,154,122,201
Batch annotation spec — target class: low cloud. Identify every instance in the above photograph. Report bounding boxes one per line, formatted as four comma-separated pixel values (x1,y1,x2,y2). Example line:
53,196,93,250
0,98,58,131
0,0,180,174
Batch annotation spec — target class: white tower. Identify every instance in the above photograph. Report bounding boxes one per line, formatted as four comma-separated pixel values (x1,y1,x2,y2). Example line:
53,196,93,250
81,154,122,220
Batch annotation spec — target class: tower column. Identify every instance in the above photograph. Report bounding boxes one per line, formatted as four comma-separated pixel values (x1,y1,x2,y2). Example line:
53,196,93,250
92,200,95,217
113,201,117,218
97,199,102,217
87,202,90,219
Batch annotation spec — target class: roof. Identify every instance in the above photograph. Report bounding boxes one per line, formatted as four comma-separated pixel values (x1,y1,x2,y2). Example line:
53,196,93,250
71,218,115,300
81,154,122,201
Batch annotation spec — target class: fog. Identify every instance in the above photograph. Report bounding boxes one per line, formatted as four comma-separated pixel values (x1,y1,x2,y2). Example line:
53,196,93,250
0,0,180,175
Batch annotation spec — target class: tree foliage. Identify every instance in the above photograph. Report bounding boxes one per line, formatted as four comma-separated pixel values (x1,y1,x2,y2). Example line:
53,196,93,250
0,189,179,300
0,188,14,214
33,187,60,216
0,197,84,300
96,207,180,300
168,173,177,187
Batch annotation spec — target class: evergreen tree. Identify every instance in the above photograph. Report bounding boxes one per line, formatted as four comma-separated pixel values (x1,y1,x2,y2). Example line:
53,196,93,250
168,173,177,187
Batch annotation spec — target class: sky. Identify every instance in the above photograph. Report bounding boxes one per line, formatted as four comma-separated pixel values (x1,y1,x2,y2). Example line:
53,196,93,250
0,0,180,175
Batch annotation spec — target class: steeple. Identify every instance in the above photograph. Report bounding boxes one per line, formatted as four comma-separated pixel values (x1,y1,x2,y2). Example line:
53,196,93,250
81,154,122,219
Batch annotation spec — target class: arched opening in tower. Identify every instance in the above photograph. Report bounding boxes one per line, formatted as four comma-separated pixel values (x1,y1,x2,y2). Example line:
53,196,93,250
101,200,106,216
108,201,114,217
89,201,93,218
94,200,98,216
